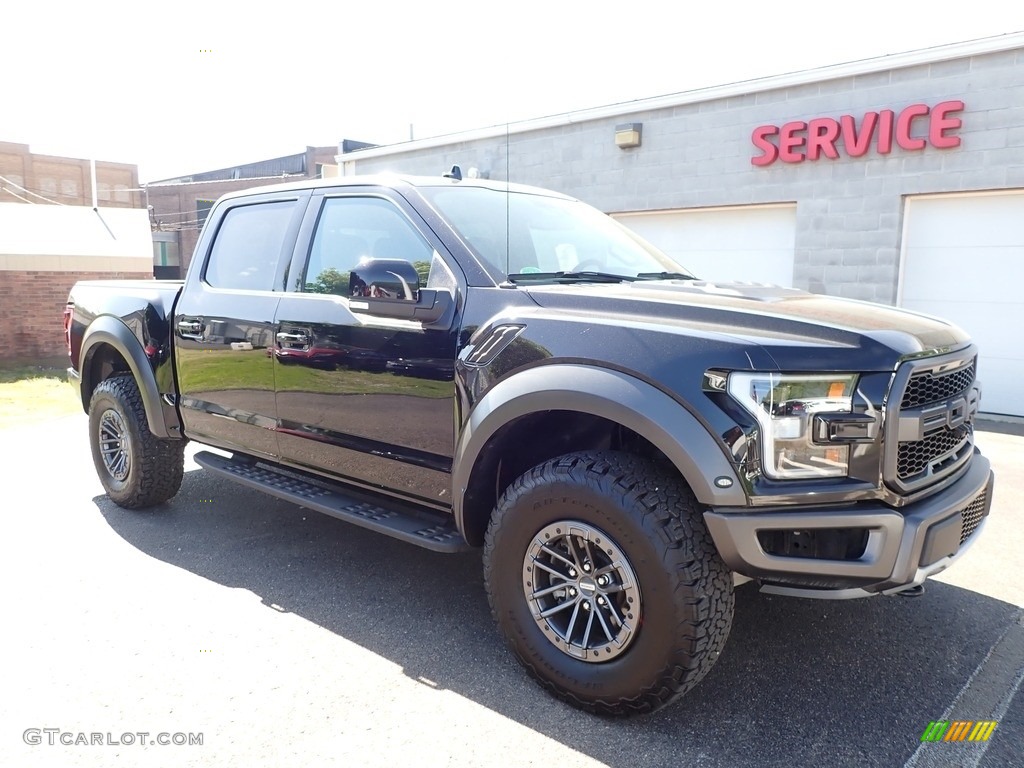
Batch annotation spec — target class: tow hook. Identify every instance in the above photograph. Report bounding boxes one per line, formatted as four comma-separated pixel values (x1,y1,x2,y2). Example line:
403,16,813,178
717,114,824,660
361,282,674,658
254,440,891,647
897,584,926,598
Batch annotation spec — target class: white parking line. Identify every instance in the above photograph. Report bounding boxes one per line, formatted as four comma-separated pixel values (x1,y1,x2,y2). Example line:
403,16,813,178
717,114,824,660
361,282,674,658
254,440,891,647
904,608,1024,768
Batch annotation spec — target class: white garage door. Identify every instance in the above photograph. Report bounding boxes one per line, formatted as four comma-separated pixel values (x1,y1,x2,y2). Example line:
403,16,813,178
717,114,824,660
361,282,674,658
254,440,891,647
613,205,797,286
900,192,1024,417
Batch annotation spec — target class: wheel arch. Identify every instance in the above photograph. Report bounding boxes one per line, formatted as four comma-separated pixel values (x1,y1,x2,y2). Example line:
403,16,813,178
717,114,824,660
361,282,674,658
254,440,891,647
453,364,746,546
79,316,177,439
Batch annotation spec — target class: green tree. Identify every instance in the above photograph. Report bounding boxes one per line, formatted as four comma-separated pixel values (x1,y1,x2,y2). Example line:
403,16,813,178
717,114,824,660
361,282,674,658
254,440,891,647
413,260,431,286
308,267,348,295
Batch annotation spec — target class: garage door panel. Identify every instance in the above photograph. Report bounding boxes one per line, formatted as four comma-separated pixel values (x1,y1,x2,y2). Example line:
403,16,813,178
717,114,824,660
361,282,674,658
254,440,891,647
673,249,792,285
614,206,796,287
974,357,1022,418
902,194,1024,248
901,301,1019,358
901,193,1023,417
901,247,1022,303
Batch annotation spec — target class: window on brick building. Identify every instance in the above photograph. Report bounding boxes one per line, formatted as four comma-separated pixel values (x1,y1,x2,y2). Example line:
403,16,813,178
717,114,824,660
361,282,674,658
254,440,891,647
0,173,25,202
154,239,180,267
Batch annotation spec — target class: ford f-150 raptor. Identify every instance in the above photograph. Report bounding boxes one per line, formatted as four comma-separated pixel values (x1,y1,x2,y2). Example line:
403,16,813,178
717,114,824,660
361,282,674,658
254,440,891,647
65,172,994,714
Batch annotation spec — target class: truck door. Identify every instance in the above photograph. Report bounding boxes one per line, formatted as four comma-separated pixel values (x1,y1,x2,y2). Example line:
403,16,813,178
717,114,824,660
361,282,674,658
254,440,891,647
273,191,460,507
174,193,306,459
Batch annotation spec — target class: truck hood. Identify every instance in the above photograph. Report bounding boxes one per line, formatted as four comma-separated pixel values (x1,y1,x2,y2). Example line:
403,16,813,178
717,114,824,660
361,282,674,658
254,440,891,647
523,280,971,371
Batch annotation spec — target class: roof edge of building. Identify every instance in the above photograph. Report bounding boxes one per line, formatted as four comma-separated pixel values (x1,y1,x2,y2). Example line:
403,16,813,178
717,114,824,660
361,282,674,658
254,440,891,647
337,31,1024,163
144,173,309,189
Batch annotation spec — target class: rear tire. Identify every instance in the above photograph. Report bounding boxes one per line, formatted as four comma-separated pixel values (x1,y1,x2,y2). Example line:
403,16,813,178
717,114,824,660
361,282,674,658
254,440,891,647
483,451,734,715
88,376,184,509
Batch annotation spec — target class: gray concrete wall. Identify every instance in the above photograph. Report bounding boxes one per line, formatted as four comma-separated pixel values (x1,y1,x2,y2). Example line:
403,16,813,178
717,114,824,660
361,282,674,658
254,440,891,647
347,47,1024,304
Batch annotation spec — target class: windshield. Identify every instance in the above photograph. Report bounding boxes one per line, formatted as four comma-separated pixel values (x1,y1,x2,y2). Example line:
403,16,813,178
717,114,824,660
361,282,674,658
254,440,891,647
420,186,695,283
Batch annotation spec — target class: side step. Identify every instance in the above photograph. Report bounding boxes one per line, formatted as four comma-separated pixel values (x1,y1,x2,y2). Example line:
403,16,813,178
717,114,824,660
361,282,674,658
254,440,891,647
193,451,470,553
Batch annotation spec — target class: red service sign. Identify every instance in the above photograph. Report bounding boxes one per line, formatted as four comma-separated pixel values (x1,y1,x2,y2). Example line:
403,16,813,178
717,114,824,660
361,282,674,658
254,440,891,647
751,101,964,166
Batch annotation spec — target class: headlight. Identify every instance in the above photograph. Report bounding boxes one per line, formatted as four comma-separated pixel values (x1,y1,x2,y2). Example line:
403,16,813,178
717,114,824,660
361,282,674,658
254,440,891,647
728,372,857,479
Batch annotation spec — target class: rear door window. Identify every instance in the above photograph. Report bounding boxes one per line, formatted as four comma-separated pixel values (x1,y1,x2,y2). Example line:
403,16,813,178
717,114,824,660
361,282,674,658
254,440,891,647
204,200,298,291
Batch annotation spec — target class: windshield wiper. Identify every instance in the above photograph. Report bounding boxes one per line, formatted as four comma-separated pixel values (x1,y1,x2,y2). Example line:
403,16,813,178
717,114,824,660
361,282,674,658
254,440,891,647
635,272,696,280
506,271,636,284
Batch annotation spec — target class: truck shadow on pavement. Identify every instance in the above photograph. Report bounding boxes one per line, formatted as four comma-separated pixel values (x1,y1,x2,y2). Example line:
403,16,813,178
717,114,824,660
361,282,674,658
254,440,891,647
95,466,1021,768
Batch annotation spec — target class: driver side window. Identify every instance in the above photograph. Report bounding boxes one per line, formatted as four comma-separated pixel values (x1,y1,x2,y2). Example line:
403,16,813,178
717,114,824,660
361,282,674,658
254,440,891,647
303,197,434,296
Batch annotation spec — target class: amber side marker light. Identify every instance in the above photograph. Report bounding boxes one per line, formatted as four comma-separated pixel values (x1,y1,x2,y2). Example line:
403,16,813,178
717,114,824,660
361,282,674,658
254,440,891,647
63,303,74,356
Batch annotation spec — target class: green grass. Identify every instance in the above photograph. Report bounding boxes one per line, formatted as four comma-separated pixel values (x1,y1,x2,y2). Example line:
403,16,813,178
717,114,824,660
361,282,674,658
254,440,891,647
0,365,82,429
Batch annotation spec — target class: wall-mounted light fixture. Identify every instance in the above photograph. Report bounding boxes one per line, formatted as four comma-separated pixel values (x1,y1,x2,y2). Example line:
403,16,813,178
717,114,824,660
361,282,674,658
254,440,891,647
615,122,642,149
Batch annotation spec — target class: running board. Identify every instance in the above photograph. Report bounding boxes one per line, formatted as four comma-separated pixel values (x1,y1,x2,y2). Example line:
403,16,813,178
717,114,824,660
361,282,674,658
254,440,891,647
193,451,470,553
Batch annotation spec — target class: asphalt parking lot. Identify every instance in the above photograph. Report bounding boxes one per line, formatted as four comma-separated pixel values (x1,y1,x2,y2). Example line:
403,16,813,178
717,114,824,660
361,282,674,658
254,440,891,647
2,413,1021,768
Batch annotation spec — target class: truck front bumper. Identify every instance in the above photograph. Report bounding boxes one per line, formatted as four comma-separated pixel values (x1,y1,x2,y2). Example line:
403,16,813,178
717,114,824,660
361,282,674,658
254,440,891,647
704,454,994,599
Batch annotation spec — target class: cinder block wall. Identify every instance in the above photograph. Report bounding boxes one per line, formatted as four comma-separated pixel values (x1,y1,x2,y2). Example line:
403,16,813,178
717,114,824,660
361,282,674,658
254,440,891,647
348,46,1024,304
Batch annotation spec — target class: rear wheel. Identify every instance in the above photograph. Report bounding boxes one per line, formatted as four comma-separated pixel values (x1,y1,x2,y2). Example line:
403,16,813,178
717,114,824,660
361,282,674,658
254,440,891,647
88,376,184,509
483,451,734,715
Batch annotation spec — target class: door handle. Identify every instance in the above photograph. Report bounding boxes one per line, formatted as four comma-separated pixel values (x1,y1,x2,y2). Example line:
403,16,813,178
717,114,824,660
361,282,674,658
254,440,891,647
178,319,203,335
276,331,309,343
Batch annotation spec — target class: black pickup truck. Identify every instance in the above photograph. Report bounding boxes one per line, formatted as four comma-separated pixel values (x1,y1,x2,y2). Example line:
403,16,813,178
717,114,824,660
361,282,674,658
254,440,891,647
65,172,994,714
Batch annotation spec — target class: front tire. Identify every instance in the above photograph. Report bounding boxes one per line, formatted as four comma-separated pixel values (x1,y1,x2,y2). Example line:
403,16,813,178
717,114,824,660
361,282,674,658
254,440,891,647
483,451,734,715
88,376,184,509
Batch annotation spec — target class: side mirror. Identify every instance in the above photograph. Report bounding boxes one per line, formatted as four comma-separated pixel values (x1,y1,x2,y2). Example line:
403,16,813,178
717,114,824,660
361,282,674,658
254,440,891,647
348,258,450,323
349,258,420,301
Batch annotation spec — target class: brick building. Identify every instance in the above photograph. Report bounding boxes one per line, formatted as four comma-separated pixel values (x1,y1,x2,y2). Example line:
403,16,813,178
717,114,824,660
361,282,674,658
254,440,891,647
0,145,343,361
338,34,1024,417
0,142,141,208
0,144,150,362
145,146,338,275
0,205,151,361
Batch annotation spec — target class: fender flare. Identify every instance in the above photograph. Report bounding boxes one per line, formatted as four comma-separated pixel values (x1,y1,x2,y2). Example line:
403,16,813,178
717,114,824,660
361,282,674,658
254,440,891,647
79,315,177,439
453,364,747,536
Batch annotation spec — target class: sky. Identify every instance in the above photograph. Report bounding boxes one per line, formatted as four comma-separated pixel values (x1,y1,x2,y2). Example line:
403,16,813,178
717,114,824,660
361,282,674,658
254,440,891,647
3,1,1022,183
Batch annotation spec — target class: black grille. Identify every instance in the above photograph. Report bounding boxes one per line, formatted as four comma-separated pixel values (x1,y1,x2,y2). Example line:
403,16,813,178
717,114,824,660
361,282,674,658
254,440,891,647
960,492,987,545
901,363,975,409
897,425,970,480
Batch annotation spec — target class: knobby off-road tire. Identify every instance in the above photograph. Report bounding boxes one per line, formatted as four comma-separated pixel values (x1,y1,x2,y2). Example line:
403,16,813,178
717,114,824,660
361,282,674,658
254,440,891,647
483,451,734,715
88,376,184,509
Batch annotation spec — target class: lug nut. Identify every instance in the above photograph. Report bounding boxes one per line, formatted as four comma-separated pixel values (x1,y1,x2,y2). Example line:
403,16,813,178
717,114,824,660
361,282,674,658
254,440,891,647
597,596,606,606
568,568,576,577
583,563,591,572
597,575,608,586
582,602,590,610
